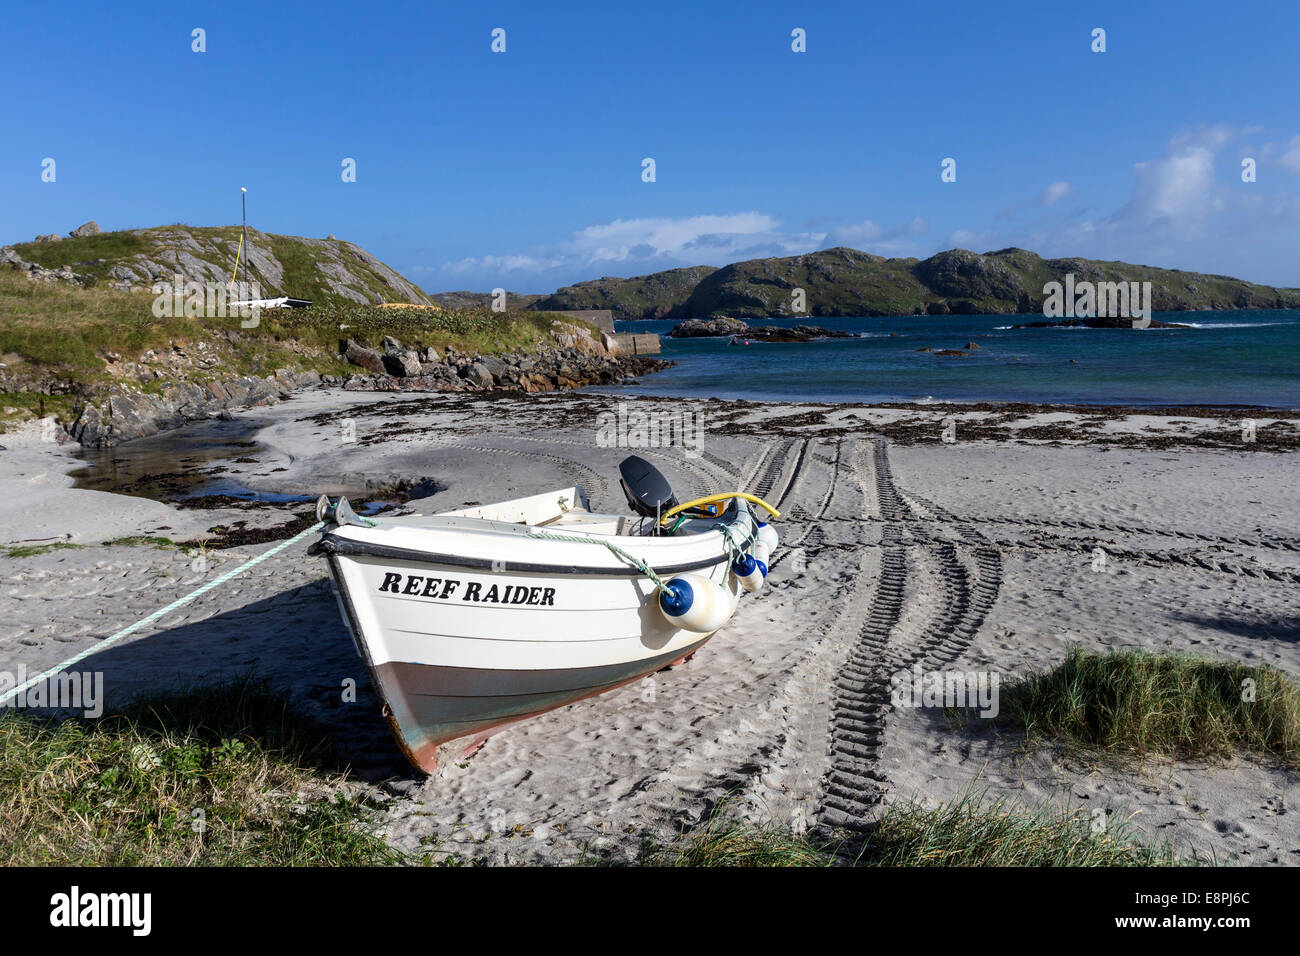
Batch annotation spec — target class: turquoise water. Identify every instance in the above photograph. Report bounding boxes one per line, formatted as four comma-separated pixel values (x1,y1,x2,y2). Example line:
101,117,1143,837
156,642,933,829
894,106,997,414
602,311,1300,408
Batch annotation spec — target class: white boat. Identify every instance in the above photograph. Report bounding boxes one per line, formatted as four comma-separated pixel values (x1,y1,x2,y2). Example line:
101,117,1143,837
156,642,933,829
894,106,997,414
310,456,780,773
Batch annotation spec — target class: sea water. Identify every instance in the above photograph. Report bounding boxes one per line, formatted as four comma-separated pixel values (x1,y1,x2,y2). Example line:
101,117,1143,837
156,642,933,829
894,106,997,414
600,310,1300,408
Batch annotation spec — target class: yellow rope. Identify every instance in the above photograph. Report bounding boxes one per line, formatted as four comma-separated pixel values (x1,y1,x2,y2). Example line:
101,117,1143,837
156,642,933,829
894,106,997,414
659,492,780,526
230,233,244,284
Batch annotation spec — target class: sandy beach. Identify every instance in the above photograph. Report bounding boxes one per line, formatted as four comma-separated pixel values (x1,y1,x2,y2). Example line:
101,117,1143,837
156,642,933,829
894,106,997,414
1,388,1297,864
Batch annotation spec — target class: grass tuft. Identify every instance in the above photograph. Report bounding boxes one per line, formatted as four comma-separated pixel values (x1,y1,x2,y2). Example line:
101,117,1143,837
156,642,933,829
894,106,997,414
0,679,401,866
643,792,1181,867
643,806,838,867
997,646,1300,768
865,793,1178,866
0,542,82,559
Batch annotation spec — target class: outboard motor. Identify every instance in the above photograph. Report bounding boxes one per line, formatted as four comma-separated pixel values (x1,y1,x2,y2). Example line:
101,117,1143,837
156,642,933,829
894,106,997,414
618,455,677,531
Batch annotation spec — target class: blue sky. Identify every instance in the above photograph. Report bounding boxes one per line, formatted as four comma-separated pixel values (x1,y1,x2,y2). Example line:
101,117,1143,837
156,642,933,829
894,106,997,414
4,0,1300,292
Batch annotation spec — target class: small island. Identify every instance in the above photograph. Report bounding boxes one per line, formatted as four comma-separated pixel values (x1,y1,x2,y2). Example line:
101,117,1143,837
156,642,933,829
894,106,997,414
668,316,853,342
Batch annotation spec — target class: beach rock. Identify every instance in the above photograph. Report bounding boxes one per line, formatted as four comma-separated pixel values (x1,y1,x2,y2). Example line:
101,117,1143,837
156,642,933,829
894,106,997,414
422,346,440,363
107,393,161,442
478,356,511,382
964,342,981,350
381,335,403,352
69,220,101,238
464,362,495,388
33,233,62,243
70,404,103,445
383,350,422,377
343,339,385,374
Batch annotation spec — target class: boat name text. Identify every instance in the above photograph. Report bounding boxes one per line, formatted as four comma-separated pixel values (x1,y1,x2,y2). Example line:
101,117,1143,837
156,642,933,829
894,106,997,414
378,572,556,605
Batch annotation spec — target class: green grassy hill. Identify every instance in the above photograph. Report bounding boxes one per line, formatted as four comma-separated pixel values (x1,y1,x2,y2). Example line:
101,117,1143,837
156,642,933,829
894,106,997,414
7,225,433,308
675,247,1300,318
423,248,1300,321
529,265,719,320
0,266,602,434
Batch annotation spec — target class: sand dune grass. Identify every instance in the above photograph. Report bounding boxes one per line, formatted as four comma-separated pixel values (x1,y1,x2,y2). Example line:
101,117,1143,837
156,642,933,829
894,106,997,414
645,793,1179,867
998,646,1300,768
0,679,400,866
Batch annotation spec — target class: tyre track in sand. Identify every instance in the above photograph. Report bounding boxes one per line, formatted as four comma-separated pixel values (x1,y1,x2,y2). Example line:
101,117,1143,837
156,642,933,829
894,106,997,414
819,439,1003,832
827,513,1300,554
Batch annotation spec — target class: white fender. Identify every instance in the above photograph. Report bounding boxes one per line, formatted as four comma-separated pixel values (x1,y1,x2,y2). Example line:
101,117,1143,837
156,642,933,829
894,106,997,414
732,552,765,593
757,521,779,553
659,573,733,633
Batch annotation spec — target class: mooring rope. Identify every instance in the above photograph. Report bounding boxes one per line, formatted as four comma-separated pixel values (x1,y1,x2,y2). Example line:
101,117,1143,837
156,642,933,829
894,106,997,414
525,529,671,593
713,522,748,566
0,520,326,707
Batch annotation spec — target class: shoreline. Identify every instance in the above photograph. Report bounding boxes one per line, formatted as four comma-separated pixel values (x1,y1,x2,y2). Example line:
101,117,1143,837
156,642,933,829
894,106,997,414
594,387,1300,416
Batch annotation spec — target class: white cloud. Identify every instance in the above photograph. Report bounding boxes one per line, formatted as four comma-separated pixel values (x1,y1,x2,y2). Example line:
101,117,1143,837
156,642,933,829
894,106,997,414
943,228,999,251
820,216,928,254
1278,135,1300,172
430,212,823,284
938,125,1300,285
420,212,933,289
1114,146,1218,226
1039,181,1074,206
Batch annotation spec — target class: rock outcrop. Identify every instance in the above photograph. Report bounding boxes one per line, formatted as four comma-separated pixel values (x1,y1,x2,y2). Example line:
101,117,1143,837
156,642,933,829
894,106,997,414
668,317,853,341
336,332,666,396
69,368,322,446
1,247,96,287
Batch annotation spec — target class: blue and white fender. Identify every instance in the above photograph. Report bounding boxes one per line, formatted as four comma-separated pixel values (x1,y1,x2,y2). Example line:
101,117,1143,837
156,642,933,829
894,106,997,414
731,552,765,592
756,520,779,554
659,573,733,633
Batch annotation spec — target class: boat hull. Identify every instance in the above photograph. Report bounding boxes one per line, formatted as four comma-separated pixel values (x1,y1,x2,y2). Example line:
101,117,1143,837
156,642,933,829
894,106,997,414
371,636,713,771
324,544,738,773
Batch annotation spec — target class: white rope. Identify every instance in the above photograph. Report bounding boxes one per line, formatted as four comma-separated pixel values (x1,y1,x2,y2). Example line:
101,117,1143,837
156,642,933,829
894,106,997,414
0,521,325,707
525,529,671,593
